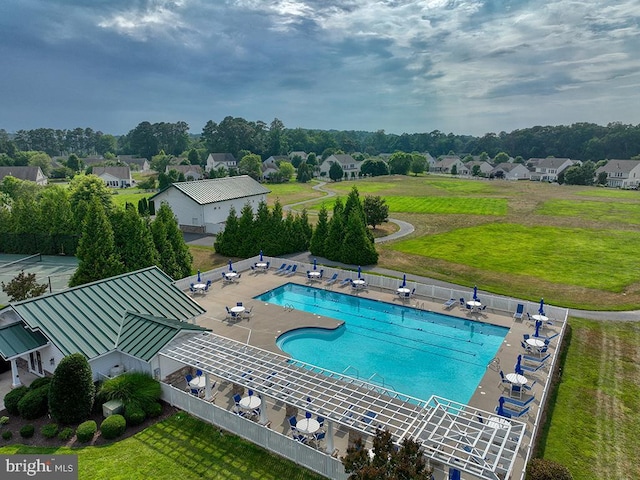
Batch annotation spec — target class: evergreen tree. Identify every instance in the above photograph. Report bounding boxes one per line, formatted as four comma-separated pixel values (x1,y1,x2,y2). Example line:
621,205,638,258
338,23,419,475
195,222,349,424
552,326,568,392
309,204,329,257
298,208,313,247
49,353,95,425
68,175,114,230
269,201,285,255
341,210,378,265
70,198,123,287
152,203,192,279
237,202,257,257
324,198,344,258
253,201,273,254
214,206,240,256
111,205,159,272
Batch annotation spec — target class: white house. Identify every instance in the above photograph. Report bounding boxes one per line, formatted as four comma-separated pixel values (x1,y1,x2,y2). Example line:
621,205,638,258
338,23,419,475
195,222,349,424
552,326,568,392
206,153,237,172
529,158,578,182
0,267,207,386
490,163,532,180
466,161,494,176
595,159,640,189
0,166,48,186
432,156,466,175
93,166,133,188
319,154,360,178
119,155,151,172
149,176,271,234
166,164,203,181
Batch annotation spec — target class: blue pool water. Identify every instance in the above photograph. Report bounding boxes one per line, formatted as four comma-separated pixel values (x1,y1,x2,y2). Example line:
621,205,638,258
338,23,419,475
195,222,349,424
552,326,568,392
256,283,507,404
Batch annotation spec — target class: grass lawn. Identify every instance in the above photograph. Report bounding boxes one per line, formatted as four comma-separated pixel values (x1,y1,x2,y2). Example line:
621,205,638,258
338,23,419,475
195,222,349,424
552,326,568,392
0,413,325,480
540,318,640,480
537,199,640,225
266,181,324,206
110,190,154,208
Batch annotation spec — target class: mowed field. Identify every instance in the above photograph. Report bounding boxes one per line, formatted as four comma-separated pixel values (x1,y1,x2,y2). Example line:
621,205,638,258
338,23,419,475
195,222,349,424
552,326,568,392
301,175,640,310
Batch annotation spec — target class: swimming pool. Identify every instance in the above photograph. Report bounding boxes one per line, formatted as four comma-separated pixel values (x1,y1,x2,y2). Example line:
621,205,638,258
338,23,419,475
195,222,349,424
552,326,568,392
255,283,507,404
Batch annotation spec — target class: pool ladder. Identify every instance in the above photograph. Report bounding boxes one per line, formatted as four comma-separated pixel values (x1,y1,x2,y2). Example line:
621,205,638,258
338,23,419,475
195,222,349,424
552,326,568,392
283,303,295,312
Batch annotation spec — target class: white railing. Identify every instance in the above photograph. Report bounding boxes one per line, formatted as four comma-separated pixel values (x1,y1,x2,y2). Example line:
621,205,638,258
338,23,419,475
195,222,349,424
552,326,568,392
160,383,348,480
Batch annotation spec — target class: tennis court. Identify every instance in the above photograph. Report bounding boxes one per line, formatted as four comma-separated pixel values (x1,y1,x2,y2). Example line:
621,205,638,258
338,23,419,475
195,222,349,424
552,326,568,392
0,254,78,306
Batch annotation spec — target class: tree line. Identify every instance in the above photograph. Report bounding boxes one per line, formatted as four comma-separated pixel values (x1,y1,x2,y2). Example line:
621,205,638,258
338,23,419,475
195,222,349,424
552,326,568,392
0,175,191,286
3,120,640,167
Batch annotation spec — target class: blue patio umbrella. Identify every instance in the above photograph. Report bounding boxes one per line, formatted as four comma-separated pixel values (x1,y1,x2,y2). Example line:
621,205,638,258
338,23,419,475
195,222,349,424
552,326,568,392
313,258,317,270
473,285,478,301
538,298,545,316
496,396,508,418
534,320,542,338
515,355,523,375
228,260,234,271
197,270,201,282
259,250,263,261
357,266,362,278
402,274,406,287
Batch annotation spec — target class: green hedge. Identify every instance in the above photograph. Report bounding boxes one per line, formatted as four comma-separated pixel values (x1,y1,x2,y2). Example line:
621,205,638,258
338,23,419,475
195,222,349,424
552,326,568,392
124,403,146,426
41,423,59,439
76,420,97,443
19,424,35,438
144,402,163,418
100,414,126,440
4,386,28,416
58,427,74,441
17,386,50,420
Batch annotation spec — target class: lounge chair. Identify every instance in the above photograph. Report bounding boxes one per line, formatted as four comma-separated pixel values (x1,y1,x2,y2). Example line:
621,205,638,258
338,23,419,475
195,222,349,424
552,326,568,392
497,403,531,419
518,362,545,374
279,265,292,275
502,394,535,409
523,353,550,364
443,298,456,309
286,264,298,276
325,273,338,285
513,303,524,320
340,278,352,287
274,263,287,274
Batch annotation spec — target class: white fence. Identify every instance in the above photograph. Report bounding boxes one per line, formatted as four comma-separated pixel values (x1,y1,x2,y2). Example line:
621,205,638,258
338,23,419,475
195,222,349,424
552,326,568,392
160,383,348,480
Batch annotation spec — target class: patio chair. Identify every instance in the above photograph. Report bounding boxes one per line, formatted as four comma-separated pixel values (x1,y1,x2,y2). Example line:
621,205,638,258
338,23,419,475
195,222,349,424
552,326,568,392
520,340,534,353
518,361,545,374
342,405,355,424
443,298,456,309
325,273,338,285
361,411,377,429
288,416,298,432
189,283,196,293
196,369,203,377
522,380,537,393
513,303,524,320
241,306,253,319
497,401,531,419
204,280,212,292
523,353,550,364
319,269,324,279
280,265,292,275
274,263,287,274
316,416,325,429
459,298,465,307
286,264,298,276
185,374,193,389
449,468,462,480
340,278,352,287
498,370,511,391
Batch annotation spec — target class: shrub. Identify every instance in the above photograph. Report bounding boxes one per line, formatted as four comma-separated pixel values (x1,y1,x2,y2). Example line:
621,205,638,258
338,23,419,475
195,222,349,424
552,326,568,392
100,414,126,440
144,402,163,418
124,403,146,426
58,427,74,441
20,424,35,438
76,420,97,443
99,372,161,411
41,423,59,439
526,458,573,480
49,353,95,424
2,431,12,440
17,386,50,420
28,376,52,391
4,386,28,415
0,416,9,426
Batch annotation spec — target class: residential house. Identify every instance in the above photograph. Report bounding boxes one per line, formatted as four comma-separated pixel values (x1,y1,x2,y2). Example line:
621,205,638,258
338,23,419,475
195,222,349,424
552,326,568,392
206,153,237,173
529,157,578,182
262,156,288,180
595,159,640,189
0,166,48,186
319,154,360,178
0,266,207,387
93,166,134,188
149,175,270,234
432,156,467,175
119,155,151,173
166,164,203,181
288,151,308,162
490,163,532,180
465,161,494,176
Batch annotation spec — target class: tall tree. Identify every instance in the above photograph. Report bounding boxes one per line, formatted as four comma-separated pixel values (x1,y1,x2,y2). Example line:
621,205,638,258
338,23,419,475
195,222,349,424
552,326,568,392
111,205,159,272
68,175,114,229
1,271,48,302
329,161,344,181
309,204,329,257
363,196,389,230
340,209,378,265
214,206,240,256
151,203,192,279
70,198,123,286
238,153,263,180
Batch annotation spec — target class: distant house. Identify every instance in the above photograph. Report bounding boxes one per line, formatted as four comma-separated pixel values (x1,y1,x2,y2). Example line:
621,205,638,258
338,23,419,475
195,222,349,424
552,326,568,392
166,164,203,181
206,153,237,173
288,151,308,162
93,166,133,188
490,163,532,180
119,155,151,172
261,156,289,180
0,266,207,387
319,154,360,178
432,156,466,175
595,159,640,189
149,176,271,234
466,161,494,176
529,158,578,182
0,166,48,186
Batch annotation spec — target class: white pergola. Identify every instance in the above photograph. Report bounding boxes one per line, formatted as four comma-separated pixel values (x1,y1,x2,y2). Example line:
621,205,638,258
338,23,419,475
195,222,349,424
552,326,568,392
160,331,525,480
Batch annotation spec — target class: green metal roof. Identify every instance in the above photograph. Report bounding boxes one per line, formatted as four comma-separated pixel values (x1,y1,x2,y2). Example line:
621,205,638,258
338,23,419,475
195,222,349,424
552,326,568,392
0,322,49,360
116,312,209,362
11,266,205,359
150,175,270,205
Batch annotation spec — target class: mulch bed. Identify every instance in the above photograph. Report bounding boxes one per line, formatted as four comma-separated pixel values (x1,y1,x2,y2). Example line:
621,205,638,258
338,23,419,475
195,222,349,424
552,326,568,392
0,401,177,448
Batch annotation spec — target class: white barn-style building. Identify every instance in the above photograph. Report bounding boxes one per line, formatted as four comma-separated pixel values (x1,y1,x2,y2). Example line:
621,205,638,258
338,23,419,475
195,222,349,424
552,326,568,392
149,176,270,234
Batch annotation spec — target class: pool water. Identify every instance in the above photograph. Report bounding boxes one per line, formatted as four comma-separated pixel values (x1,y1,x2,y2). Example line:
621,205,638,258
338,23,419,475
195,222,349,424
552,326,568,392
256,283,507,404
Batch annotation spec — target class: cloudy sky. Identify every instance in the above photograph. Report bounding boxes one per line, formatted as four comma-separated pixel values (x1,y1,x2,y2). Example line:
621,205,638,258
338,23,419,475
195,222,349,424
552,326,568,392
1,0,639,137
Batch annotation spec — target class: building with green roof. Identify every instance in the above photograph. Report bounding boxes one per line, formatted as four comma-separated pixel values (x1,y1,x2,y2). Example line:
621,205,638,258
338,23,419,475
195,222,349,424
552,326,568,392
0,266,208,388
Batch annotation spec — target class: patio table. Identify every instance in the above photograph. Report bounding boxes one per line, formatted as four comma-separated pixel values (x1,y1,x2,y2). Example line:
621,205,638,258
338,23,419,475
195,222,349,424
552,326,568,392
296,418,320,436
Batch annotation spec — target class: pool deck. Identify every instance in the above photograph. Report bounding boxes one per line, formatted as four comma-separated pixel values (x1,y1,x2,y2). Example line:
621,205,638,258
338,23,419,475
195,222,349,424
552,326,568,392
187,269,560,479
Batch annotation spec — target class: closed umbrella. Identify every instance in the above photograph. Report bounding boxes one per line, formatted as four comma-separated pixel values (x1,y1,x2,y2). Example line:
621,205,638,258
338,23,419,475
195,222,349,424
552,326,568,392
515,355,523,375
259,250,263,261
313,258,317,270
197,270,201,282
402,274,406,287
497,397,508,418
228,260,233,271
357,266,362,279
473,285,478,301
538,298,545,316
534,320,542,338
